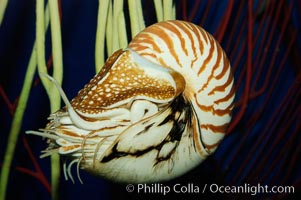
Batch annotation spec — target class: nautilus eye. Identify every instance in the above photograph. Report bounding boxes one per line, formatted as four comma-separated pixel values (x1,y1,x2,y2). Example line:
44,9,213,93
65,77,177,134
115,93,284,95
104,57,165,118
27,20,235,183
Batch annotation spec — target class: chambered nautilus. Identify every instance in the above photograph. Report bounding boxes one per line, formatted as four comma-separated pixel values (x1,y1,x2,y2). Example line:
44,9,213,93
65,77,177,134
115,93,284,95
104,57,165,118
27,20,235,183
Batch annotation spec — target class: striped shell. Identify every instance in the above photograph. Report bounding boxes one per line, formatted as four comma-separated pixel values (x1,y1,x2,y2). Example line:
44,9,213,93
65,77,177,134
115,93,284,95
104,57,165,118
129,20,235,151
27,20,235,183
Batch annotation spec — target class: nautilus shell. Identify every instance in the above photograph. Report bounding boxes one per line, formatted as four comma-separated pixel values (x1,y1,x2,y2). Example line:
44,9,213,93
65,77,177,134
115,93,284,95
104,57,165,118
27,20,235,183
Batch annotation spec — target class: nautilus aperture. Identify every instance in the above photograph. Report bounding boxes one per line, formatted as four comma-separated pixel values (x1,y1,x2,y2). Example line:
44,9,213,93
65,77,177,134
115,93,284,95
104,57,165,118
26,20,235,183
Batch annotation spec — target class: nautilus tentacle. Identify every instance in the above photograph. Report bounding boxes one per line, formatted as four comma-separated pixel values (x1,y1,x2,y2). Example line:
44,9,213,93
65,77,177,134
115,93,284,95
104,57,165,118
26,20,235,183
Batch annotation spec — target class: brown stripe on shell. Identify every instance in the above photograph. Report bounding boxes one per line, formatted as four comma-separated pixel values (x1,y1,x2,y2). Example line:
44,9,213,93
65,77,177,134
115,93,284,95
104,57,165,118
196,44,222,94
162,21,189,56
214,83,236,105
140,25,183,68
193,93,232,117
200,123,230,134
196,39,215,77
169,21,201,68
208,70,232,96
203,141,221,151
131,34,163,54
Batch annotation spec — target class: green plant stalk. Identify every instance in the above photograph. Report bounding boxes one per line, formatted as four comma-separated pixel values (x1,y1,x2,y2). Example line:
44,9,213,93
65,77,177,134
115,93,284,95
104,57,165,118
106,0,113,56
154,0,163,22
128,0,141,38
36,0,52,97
95,0,110,72
0,0,8,26
172,4,176,19
112,0,123,52
118,11,128,48
49,0,63,95
48,0,64,199
136,0,145,32
37,1,61,199
0,2,52,199
163,0,174,20
50,154,60,200
0,44,37,200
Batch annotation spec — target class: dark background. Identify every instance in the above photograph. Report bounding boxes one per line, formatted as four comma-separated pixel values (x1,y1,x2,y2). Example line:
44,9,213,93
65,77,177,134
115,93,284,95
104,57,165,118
1,0,300,199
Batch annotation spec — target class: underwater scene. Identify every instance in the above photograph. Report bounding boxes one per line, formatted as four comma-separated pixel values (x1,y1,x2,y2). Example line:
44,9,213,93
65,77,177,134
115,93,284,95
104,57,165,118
0,0,300,199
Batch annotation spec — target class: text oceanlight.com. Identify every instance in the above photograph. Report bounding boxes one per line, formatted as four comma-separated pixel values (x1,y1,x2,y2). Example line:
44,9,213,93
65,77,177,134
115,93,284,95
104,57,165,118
125,183,295,196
